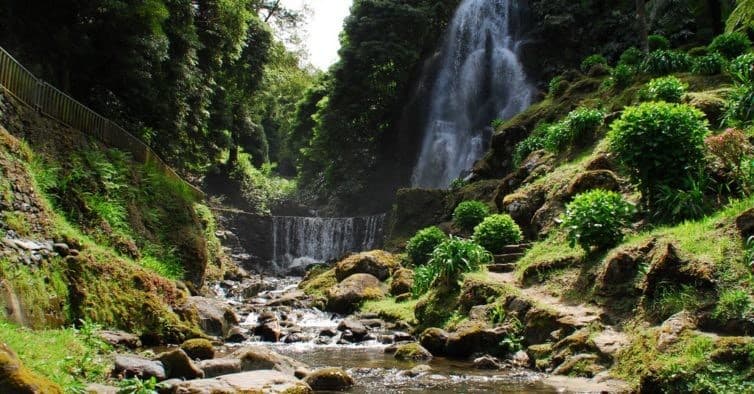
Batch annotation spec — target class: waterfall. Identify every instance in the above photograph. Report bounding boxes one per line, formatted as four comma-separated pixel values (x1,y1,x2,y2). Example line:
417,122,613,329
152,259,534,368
411,0,534,189
271,214,386,269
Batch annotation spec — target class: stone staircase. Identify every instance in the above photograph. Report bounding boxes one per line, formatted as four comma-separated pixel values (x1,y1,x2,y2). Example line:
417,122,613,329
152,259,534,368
486,243,532,273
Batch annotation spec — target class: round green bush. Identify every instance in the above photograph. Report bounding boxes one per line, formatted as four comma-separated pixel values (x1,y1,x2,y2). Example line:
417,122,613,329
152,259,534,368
709,32,752,59
472,214,523,254
406,226,448,266
427,237,492,287
608,102,708,202
543,108,605,152
648,34,671,51
581,54,608,73
641,76,687,103
619,47,644,67
562,190,634,250
641,50,692,75
609,64,634,89
452,201,490,232
691,53,727,75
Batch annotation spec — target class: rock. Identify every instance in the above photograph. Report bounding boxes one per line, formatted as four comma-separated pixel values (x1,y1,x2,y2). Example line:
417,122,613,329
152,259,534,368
566,170,620,198
304,368,354,391
657,311,696,351
684,90,728,125
326,273,386,314
523,308,572,346
187,296,239,337
225,326,248,343
594,247,647,299
394,332,414,342
419,328,449,356
335,250,399,282
254,320,282,342
168,370,312,393
112,354,166,380
510,350,531,367
229,346,310,376
551,354,604,377
592,329,629,360
155,349,204,379
0,344,63,393
394,343,433,361
501,190,546,240
395,293,412,303
52,243,70,256
584,154,615,171
338,319,368,339
319,328,337,337
85,383,118,393
266,289,306,307
197,358,242,378
445,321,511,358
473,355,504,369
398,364,432,377
736,208,754,238
97,330,141,349
390,268,414,296
180,338,215,360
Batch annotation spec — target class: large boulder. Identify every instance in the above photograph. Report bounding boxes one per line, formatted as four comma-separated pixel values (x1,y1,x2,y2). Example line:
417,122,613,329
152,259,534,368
168,370,312,393
419,328,449,356
565,170,620,198
445,321,511,358
180,338,215,361
155,349,204,380
112,354,166,380
335,250,399,282
229,346,310,377
390,269,414,296
196,358,242,378
326,274,386,314
97,330,141,349
187,296,239,337
0,344,63,393
304,368,354,391
394,343,433,361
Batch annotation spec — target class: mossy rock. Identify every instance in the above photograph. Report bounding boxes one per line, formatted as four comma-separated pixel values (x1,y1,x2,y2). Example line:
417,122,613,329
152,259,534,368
390,268,414,296
0,344,63,394
180,338,215,360
299,268,337,298
457,277,508,314
325,274,386,314
303,367,354,391
414,286,459,328
335,250,400,282
394,343,433,361
420,328,449,356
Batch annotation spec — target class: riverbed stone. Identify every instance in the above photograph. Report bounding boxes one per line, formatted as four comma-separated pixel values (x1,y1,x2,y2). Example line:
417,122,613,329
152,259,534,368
196,358,242,378
187,296,239,337
420,327,449,356
229,345,310,376
112,354,166,380
168,370,312,393
335,250,399,282
473,355,504,370
155,349,204,379
304,367,354,391
394,343,433,361
224,326,248,343
180,338,215,360
326,273,386,314
97,330,141,349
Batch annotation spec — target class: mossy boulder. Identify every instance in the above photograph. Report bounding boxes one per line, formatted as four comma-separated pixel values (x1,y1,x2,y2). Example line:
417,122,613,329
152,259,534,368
390,268,414,296
683,90,729,125
325,274,386,314
180,338,215,360
230,346,310,377
414,286,459,328
0,344,63,393
445,320,512,358
458,278,508,314
299,268,337,298
335,250,399,282
304,367,354,391
565,170,621,198
419,328,449,356
394,343,433,361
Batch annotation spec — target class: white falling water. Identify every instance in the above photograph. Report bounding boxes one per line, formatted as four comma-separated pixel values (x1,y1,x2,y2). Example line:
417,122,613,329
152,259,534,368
411,0,534,189
271,215,385,268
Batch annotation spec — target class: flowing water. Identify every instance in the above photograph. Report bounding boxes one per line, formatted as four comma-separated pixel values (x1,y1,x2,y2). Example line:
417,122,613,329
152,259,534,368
411,0,534,189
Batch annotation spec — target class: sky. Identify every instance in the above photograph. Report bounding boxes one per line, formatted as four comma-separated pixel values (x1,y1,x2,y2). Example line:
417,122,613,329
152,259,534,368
280,0,353,70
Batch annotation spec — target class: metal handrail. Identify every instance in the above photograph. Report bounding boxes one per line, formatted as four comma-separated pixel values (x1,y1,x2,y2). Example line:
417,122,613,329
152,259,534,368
0,46,204,200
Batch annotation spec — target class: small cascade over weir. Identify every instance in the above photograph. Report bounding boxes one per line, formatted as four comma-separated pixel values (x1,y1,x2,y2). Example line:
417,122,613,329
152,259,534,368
411,0,534,189
271,214,385,270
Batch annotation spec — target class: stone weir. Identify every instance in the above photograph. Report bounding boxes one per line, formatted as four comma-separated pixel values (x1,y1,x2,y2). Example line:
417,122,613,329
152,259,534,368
214,209,386,275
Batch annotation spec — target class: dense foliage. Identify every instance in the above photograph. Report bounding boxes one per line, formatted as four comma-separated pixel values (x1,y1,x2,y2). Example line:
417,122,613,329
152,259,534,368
472,214,523,254
543,108,605,152
412,237,491,295
452,201,490,232
708,32,752,59
609,102,709,208
562,190,634,250
640,76,687,103
691,53,727,75
581,54,608,73
406,226,448,266
641,50,693,75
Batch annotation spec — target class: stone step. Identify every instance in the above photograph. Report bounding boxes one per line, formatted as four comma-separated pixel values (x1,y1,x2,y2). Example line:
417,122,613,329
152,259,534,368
493,253,525,264
487,263,517,273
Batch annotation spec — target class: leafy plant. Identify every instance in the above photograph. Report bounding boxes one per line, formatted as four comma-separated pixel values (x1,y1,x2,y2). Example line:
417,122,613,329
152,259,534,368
640,76,687,103
729,53,754,83
543,108,605,152
712,289,751,321
425,237,492,288
513,124,548,166
489,303,507,325
581,54,608,73
691,53,727,75
406,226,448,266
608,102,708,208
452,201,490,232
705,129,752,171
649,283,706,321
648,34,671,51
709,32,752,59
746,236,754,269
619,47,644,67
450,178,467,191
653,173,712,222
725,84,754,126
117,376,160,394
548,75,568,97
608,64,634,89
562,190,634,250
641,50,693,75
472,214,523,254
411,264,438,298
491,118,506,129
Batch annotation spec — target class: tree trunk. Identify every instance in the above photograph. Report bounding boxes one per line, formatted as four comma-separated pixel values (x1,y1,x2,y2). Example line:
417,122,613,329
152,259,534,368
636,0,649,51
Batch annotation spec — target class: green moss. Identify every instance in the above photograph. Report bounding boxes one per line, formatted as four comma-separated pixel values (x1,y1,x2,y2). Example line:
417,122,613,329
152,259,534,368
361,298,419,324
515,232,585,283
299,268,338,298
2,211,30,236
0,258,70,328
394,342,431,361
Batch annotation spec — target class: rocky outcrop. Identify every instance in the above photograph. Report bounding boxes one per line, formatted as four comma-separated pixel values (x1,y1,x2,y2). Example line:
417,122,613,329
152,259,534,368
326,274,386,314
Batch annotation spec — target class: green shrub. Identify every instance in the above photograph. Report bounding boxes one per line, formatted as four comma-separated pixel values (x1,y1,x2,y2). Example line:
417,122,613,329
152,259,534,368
542,122,572,152
427,237,492,287
608,102,709,206
653,173,711,222
640,76,687,103
725,85,754,126
411,264,438,297
472,214,522,254
548,76,569,97
648,34,671,51
562,190,634,250
691,53,727,75
581,54,608,73
450,178,467,191
709,32,752,59
641,50,692,75
619,47,644,67
609,64,634,89
513,125,548,166
406,226,448,266
544,108,605,152
729,53,754,83
452,201,490,232
713,289,752,321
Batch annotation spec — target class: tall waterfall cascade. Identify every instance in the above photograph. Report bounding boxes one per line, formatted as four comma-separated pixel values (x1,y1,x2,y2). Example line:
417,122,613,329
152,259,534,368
271,215,385,269
411,0,534,189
